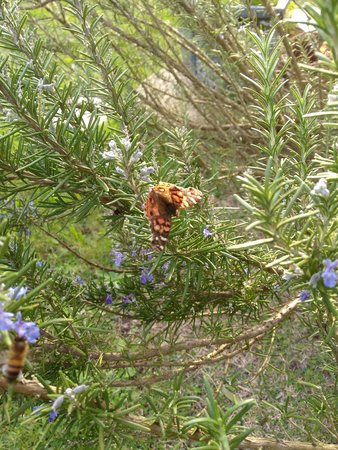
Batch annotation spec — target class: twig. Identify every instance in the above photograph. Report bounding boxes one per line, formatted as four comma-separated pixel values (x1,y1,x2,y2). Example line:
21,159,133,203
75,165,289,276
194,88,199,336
36,225,129,273
238,438,338,450
37,298,299,375
88,298,299,363
0,378,54,399
21,0,58,9
80,299,134,318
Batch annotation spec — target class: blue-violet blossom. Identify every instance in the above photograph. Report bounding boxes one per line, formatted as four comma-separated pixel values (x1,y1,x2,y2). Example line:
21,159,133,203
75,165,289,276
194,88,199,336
309,272,321,288
113,249,125,267
72,384,88,395
140,267,154,285
121,137,131,151
0,303,14,331
14,312,40,343
299,290,311,302
322,259,338,288
122,294,136,305
311,178,329,198
203,226,213,237
162,261,170,271
140,165,154,182
130,148,143,163
75,275,85,285
48,410,58,422
102,140,122,160
105,293,113,305
8,286,28,300
32,405,43,415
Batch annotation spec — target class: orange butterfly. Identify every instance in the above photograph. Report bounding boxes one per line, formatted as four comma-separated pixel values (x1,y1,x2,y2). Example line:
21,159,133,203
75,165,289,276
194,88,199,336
145,182,203,249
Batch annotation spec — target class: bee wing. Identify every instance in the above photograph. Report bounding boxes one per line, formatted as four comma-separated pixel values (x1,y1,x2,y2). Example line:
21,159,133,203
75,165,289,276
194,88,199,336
0,349,7,366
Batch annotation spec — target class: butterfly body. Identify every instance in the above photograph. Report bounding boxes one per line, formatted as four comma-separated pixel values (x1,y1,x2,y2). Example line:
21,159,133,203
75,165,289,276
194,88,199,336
145,182,203,249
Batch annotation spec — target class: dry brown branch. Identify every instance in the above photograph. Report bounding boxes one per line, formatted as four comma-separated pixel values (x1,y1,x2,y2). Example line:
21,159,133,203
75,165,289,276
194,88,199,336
0,377,54,399
102,335,264,387
238,438,338,450
95,0,256,146
35,299,298,384
139,0,253,106
89,297,299,363
38,297,298,367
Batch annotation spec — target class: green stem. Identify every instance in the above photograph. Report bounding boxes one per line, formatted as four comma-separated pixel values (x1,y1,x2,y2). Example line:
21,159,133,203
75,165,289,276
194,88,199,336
320,290,338,363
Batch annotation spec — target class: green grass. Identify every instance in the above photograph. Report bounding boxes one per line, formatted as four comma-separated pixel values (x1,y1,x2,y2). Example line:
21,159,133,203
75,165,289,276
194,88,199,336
30,214,112,280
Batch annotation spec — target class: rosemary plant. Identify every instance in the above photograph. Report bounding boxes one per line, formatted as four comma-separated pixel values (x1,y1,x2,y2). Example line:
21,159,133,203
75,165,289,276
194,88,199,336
0,1,336,448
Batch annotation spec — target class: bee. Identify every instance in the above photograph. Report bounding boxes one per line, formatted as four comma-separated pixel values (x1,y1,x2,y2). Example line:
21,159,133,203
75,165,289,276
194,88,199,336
2,336,29,382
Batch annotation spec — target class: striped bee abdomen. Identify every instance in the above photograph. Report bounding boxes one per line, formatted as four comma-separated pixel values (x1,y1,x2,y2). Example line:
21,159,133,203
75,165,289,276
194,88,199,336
3,336,29,382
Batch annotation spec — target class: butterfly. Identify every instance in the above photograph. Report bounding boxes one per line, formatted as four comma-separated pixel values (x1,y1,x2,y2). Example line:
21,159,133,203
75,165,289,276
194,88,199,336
144,182,203,249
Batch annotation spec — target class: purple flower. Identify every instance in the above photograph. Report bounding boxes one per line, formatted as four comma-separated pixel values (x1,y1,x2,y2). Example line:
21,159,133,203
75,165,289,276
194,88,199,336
309,272,321,288
321,259,338,288
0,303,14,331
48,410,58,422
311,178,329,198
122,294,136,305
162,261,170,271
111,248,125,267
13,312,40,343
299,290,311,302
36,261,44,268
139,164,154,182
13,312,26,336
130,148,143,163
203,226,213,237
115,166,126,177
114,251,123,266
102,140,121,160
72,384,88,395
105,293,113,305
23,322,40,343
52,395,64,412
121,137,131,151
140,267,154,285
32,405,43,415
131,250,138,257
75,275,85,285
8,286,28,300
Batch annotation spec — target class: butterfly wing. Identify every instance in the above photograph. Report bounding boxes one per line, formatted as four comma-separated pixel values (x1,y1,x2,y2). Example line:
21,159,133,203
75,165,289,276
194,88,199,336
145,183,203,249
171,186,203,209
145,189,177,249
